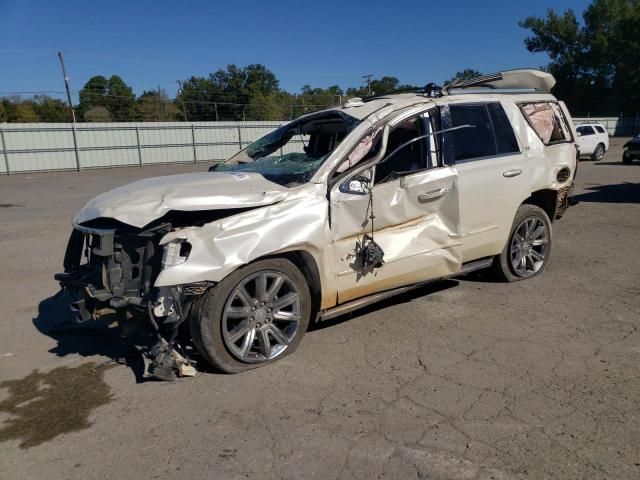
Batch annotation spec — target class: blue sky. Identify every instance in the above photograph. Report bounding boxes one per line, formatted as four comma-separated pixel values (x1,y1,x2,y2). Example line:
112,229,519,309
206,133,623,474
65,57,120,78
0,0,591,101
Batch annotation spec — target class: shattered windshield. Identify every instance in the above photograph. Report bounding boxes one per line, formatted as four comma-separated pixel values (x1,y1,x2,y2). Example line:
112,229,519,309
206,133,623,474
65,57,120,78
215,111,360,187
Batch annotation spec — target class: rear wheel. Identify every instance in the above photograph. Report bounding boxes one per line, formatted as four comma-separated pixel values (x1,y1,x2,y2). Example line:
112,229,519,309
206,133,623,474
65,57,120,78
592,143,605,161
191,258,311,373
491,204,552,282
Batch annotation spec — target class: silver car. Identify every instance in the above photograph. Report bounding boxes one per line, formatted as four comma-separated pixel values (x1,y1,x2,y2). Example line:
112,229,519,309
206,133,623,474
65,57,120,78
57,70,577,377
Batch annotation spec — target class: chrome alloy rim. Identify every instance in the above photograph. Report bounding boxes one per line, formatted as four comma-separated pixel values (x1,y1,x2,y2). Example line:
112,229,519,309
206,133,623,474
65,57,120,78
595,145,604,160
222,270,301,363
509,217,549,278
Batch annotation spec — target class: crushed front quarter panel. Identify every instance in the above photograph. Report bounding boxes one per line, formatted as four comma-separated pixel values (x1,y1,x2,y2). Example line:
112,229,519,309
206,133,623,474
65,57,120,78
154,182,337,307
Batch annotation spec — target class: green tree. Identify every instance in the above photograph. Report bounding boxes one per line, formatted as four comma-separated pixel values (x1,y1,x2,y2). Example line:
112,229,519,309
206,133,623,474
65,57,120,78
179,64,281,121
106,75,136,121
0,97,40,122
84,106,112,122
78,75,109,119
78,75,136,121
520,0,640,114
13,103,39,122
136,89,179,121
32,95,69,122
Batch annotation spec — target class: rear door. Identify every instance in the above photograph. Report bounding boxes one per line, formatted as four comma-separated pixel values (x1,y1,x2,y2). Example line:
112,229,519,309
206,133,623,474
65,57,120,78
441,102,529,261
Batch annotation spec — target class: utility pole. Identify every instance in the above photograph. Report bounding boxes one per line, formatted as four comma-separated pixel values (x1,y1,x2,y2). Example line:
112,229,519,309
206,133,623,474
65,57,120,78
362,74,373,96
58,50,80,171
57,51,76,123
157,85,164,121
174,80,188,121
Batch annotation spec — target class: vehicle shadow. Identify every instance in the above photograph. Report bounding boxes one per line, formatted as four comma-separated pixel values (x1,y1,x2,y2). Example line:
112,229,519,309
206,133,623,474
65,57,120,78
596,161,639,166
309,279,460,332
572,182,640,204
32,279,463,377
32,291,148,382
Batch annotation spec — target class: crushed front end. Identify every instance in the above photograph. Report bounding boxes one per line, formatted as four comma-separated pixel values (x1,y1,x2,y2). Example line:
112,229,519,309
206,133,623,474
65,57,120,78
55,221,201,380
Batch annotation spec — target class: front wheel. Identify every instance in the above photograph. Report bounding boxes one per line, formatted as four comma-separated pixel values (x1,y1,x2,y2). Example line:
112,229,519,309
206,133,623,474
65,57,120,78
623,151,632,164
490,204,552,282
191,258,311,373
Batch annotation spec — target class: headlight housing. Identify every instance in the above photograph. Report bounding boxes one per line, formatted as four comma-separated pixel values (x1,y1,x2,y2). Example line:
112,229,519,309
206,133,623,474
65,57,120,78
162,239,191,268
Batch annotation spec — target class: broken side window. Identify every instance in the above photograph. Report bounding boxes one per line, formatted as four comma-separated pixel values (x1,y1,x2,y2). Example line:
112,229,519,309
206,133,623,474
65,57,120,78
374,116,426,184
520,102,571,145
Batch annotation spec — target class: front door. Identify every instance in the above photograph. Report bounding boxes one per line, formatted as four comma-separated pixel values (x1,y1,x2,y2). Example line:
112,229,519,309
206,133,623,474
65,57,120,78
329,111,462,304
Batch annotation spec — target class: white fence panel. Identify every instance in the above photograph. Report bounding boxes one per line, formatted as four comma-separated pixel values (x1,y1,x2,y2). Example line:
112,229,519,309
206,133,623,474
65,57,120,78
0,121,284,174
3,118,635,175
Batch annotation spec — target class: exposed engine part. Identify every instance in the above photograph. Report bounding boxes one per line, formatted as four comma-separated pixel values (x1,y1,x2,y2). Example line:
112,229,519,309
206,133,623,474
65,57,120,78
359,234,385,269
56,224,206,381
148,338,196,381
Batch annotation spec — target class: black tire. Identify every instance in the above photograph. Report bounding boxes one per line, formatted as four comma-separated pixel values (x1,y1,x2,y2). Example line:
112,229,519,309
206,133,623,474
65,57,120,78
490,204,553,282
622,151,632,164
592,143,605,161
190,258,311,373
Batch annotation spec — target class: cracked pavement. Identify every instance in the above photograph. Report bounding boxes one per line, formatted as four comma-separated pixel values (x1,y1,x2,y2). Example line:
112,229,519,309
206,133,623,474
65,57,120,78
0,138,639,479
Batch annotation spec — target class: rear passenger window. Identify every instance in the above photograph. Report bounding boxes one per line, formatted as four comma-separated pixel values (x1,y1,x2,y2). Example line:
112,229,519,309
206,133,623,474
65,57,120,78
448,104,497,161
577,125,595,136
488,103,520,154
520,102,571,144
594,125,606,134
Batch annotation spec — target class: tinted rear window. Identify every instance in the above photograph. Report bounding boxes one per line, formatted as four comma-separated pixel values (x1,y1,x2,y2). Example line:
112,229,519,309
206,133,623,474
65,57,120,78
594,125,606,134
448,104,497,160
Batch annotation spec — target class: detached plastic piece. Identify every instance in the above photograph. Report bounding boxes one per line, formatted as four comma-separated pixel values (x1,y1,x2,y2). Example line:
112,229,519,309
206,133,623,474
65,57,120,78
148,338,197,381
360,234,385,269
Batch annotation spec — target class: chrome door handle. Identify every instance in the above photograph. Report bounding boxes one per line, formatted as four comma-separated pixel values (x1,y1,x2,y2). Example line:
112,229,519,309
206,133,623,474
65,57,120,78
418,187,450,202
503,169,522,178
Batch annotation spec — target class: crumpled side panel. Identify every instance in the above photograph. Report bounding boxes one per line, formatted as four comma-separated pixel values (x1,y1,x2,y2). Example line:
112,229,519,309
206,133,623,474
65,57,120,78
155,186,334,304
331,167,462,303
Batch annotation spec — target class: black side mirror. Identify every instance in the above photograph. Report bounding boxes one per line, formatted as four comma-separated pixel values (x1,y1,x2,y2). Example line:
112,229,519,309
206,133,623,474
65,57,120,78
340,174,371,195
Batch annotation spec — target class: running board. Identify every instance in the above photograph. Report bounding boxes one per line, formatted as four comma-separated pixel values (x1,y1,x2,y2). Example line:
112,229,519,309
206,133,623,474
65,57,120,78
319,257,493,321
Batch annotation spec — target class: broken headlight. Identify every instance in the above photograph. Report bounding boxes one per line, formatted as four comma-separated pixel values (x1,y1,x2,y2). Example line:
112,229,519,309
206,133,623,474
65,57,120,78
161,239,192,268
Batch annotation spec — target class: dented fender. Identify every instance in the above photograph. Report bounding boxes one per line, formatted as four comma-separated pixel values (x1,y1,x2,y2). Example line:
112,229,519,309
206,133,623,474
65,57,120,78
154,183,336,306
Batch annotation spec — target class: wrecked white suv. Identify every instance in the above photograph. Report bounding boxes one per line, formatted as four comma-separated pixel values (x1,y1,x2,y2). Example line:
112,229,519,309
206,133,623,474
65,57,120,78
57,70,578,377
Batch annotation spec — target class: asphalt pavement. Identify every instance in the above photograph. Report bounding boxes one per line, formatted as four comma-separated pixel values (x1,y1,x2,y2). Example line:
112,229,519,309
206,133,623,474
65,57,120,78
0,138,639,479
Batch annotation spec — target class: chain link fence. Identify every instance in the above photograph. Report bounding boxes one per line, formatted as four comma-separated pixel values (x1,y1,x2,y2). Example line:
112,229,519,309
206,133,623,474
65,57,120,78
1,117,639,175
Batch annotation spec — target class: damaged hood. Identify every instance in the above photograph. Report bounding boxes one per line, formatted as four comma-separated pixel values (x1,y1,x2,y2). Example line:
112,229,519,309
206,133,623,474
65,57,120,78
75,171,289,228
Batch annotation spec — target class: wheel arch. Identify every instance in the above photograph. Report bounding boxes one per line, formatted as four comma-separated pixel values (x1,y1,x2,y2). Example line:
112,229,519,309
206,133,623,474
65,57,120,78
522,189,557,222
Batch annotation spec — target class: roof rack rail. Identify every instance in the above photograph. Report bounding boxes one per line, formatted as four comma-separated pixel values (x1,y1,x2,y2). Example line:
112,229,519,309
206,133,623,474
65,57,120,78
362,83,443,102
448,87,538,95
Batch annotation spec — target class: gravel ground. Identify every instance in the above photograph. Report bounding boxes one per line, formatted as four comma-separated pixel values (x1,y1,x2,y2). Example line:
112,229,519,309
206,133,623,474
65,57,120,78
0,138,639,480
